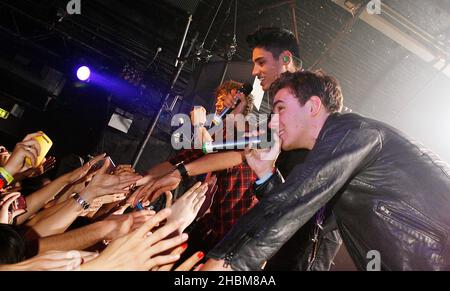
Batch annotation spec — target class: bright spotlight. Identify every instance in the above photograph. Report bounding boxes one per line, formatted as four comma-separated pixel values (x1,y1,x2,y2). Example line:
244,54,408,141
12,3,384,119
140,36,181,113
76,66,91,81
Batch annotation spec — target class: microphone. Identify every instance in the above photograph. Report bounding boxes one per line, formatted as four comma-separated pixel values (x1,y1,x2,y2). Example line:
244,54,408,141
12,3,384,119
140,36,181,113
211,83,253,126
202,136,273,154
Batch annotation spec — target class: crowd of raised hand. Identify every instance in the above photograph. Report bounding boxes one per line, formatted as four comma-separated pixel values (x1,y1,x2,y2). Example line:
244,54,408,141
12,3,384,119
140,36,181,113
0,132,208,271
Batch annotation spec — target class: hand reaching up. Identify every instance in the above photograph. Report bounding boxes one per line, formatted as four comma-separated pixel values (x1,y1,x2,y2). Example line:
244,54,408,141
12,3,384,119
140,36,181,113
102,210,156,241
0,146,10,167
0,192,26,224
155,243,204,271
3,132,42,177
65,154,106,184
81,208,189,271
132,171,181,206
79,161,142,203
166,182,208,233
244,130,281,178
14,156,57,181
196,174,218,219
0,250,98,271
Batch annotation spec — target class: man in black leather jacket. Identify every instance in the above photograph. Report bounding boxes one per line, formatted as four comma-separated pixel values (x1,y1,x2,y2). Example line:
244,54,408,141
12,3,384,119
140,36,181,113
202,70,450,271
245,27,342,271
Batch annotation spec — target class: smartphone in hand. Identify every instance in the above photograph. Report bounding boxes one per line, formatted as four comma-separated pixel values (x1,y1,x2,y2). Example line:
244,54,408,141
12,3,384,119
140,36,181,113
10,194,27,212
25,132,53,167
89,156,116,175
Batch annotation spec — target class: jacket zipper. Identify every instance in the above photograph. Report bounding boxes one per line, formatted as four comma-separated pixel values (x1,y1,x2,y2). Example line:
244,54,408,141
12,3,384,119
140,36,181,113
223,252,234,268
222,234,252,268
377,202,443,243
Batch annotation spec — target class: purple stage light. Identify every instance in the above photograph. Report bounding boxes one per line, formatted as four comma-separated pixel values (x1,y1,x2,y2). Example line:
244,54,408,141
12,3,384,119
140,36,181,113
76,66,91,81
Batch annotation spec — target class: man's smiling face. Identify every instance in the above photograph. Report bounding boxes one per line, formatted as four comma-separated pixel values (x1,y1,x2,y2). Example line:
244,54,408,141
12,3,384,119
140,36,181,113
251,47,286,92
270,87,311,151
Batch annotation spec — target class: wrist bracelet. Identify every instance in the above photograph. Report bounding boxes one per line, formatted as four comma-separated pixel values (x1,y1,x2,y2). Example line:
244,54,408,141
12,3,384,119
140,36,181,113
72,192,90,210
174,161,189,178
0,167,14,185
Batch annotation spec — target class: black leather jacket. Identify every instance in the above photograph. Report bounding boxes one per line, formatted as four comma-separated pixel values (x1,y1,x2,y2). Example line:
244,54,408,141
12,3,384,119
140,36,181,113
266,149,342,271
208,113,450,271
252,167,342,271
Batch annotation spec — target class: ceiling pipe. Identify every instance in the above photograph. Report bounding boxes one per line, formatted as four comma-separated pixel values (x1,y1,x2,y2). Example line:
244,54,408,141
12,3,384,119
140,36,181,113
331,0,450,78
289,1,300,44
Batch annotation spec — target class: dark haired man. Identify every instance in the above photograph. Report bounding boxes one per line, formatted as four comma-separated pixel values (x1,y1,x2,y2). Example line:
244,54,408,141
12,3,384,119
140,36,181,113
246,27,302,91
241,27,342,271
203,70,450,271
140,27,341,270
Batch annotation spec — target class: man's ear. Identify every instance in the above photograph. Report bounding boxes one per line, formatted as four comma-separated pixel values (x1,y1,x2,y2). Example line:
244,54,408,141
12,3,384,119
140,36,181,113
280,50,293,64
308,96,322,116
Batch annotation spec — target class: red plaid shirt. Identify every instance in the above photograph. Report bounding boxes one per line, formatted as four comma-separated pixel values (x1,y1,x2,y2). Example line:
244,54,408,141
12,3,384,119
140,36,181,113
196,161,258,246
169,140,258,247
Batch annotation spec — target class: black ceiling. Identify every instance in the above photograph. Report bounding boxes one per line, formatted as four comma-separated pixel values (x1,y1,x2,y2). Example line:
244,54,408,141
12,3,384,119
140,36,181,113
1,0,450,162
1,0,449,92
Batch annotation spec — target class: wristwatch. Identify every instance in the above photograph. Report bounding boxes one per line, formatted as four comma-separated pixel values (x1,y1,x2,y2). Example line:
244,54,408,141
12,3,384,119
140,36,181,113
174,161,189,178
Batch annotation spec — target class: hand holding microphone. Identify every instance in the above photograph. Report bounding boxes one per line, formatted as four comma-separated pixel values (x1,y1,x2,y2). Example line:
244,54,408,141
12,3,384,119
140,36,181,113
203,114,282,179
212,83,253,126
244,129,281,179
190,106,212,147
244,114,282,178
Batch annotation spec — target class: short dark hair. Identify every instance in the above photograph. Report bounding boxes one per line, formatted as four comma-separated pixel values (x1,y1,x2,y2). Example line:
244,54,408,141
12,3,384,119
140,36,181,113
247,27,301,68
269,70,344,113
0,224,26,264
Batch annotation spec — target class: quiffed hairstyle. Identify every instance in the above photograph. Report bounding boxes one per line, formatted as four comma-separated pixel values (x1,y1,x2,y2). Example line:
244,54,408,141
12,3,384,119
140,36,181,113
269,70,344,113
247,27,301,68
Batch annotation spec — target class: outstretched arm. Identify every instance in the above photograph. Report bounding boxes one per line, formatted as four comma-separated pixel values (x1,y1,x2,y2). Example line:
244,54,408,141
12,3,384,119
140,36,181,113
184,151,245,177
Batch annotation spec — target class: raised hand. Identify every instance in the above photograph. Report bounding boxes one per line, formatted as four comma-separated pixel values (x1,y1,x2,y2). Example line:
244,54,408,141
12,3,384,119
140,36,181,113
0,146,10,167
221,87,247,115
155,243,204,271
244,127,281,178
175,251,205,271
133,170,181,206
164,191,173,208
16,156,57,180
196,174,218,219
1,250,98,271
65,154,106,184
81,169,142,202
190,106,207,127
0,192,26,224
166,182,208,233
3,132,42,176
81,208,189,271
113,164,136,176
102,210,156,241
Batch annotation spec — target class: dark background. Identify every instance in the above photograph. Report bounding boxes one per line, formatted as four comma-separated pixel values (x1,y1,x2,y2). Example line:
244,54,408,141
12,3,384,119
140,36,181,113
1,0,449,170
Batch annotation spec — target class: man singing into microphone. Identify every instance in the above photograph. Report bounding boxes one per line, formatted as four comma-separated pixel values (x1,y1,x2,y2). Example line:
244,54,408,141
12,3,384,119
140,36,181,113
203,70,450,271
135,79,259,261
137,27,341,270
